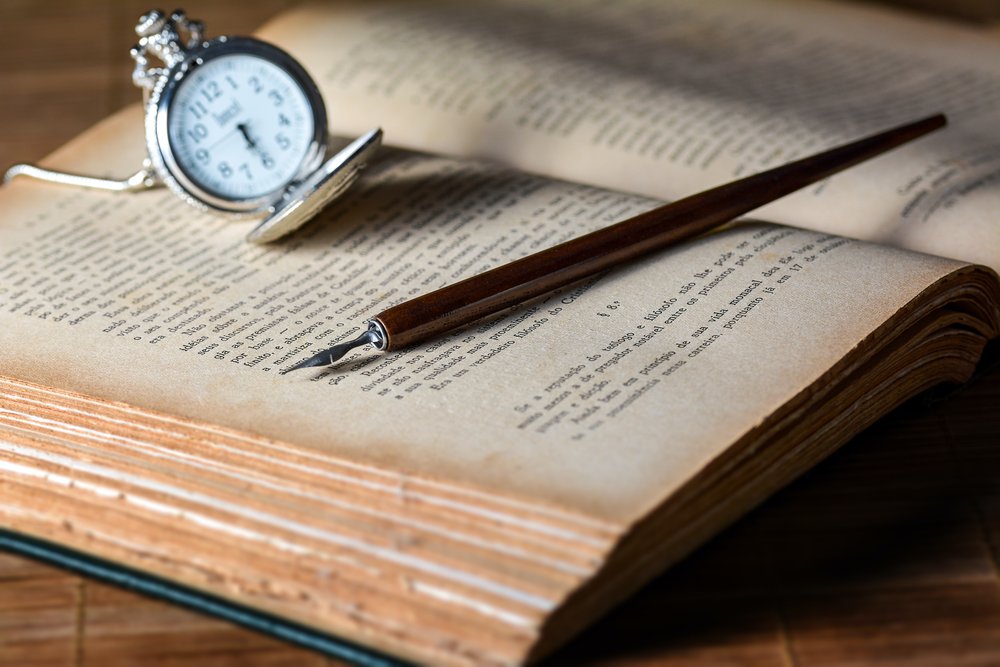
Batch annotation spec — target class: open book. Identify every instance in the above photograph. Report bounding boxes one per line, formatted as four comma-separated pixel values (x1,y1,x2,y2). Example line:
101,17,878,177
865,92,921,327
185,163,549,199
2,1,999,665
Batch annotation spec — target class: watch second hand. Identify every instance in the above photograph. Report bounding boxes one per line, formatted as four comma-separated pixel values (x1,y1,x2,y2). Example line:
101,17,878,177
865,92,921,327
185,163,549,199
203,122,248,153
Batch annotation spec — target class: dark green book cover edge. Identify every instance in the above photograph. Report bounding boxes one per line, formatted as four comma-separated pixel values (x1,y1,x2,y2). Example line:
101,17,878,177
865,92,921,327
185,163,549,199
0,528,411,666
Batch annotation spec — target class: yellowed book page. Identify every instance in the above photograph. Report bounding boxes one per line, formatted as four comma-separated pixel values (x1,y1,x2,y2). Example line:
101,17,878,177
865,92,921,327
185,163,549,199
0,107,969,523
259,0,1000,272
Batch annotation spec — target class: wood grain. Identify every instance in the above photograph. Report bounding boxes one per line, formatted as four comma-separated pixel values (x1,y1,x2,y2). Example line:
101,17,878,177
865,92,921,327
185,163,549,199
0,2,998,666
375,115,944,349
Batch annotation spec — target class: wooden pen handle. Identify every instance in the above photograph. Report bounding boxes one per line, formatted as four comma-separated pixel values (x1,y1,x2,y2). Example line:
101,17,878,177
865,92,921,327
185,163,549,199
374,114,946,350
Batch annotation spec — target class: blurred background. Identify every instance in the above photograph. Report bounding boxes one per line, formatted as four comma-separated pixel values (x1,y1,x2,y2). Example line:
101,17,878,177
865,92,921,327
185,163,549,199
0,2,998,666
0,0,998,172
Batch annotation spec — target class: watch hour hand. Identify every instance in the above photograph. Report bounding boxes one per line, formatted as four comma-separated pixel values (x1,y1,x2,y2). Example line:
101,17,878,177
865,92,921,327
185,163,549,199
237,122,256,149
236,123,276,170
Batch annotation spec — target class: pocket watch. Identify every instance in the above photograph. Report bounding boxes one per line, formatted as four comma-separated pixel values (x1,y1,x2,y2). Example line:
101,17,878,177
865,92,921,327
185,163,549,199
4,9,381,244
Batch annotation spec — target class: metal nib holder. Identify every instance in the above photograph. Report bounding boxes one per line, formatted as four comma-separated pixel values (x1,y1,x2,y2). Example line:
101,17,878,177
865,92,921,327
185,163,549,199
2,9,381,243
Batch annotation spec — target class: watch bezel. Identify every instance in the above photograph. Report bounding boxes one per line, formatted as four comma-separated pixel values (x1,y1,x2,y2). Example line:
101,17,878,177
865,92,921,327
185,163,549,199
146,36,328,216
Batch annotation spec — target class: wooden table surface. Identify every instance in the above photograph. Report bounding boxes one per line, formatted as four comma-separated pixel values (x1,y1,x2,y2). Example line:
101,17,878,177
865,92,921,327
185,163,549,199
2,2,999,665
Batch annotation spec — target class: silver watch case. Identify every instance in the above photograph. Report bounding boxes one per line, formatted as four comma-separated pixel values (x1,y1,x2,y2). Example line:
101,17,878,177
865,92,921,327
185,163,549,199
145,36,381,242
3,11,381,244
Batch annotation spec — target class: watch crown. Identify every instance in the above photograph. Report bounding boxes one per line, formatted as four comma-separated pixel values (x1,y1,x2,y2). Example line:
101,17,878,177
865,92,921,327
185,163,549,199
135,9,167,37
130,8,206,89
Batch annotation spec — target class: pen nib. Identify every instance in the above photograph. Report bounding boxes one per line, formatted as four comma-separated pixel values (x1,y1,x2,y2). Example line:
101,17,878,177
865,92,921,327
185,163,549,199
283,326,383,373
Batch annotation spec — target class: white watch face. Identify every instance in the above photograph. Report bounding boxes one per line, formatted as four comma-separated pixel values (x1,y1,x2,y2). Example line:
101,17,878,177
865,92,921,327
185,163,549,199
166,52,317,202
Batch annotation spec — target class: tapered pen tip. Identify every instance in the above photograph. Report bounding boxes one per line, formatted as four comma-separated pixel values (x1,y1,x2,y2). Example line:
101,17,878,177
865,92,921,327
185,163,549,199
282,350,340,374
281,325,385,374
